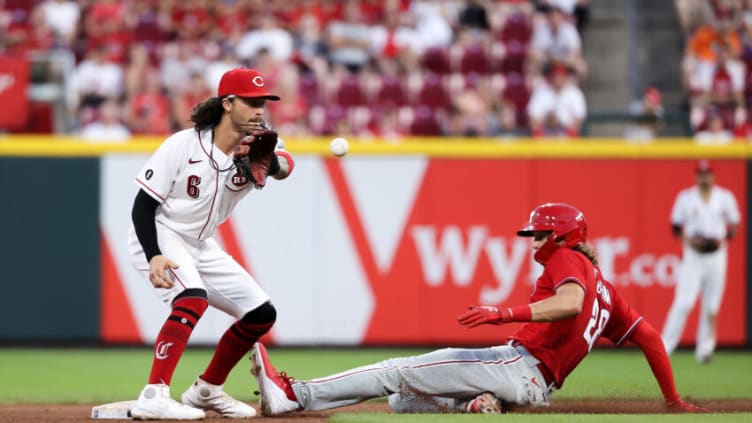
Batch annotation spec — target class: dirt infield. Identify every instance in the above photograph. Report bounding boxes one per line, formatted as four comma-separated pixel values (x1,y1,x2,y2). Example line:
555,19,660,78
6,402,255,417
1,399,750,422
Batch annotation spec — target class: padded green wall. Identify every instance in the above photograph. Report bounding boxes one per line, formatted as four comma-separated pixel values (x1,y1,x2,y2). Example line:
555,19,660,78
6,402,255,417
0,158,100,342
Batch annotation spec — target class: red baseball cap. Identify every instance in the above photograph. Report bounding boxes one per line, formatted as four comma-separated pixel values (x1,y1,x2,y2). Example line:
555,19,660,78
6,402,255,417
696,159,714,173
217,68,280,100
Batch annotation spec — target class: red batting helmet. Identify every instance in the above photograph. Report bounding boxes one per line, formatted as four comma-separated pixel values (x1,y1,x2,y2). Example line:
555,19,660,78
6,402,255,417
518,203,587,263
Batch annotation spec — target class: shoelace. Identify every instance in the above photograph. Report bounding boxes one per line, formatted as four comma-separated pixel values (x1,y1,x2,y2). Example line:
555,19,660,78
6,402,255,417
277,372,298,400
279,371,297,384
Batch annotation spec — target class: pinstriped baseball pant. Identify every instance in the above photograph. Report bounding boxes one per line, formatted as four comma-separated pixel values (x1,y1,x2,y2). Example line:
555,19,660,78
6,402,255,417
291,345,555,411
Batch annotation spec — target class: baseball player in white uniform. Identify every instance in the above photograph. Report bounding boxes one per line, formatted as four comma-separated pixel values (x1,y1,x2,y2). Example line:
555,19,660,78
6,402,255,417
127,68,294,420
662,160,741,363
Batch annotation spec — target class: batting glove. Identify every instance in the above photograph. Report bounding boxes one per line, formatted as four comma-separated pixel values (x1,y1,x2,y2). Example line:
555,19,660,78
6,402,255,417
666,399,709,413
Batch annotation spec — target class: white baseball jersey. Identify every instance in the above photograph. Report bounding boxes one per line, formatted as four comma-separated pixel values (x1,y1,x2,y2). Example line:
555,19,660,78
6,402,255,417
670,185,740,240
134,128,256,241
127,127,283,313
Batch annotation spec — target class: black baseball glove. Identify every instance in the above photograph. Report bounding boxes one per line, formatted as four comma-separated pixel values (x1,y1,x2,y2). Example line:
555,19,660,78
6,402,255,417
691,236,721,254
233,129,280,188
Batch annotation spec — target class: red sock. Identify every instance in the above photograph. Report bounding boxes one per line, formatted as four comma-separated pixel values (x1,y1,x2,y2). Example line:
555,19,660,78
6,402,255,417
201,320,273,385
148,296,208,385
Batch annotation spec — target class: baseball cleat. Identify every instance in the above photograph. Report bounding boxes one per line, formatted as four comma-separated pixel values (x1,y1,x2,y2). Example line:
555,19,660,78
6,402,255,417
181,377,256,418
130,383,206,420
250,342,300,416
465,392,503,414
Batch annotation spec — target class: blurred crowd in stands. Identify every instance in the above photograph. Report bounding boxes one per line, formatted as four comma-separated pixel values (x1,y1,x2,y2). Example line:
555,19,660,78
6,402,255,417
0,0,591,141
677,0,752,143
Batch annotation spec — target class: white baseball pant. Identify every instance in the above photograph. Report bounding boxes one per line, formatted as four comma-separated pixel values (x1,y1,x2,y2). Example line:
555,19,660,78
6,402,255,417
662,246,728,360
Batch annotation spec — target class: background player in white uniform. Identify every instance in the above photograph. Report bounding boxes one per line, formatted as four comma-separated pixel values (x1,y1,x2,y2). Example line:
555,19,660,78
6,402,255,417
662,160,741,363
128,67,294,420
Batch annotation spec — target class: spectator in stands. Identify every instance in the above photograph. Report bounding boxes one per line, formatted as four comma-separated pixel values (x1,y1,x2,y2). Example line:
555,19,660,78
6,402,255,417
446,75,492,136
457,0,491,38
124,43,154,97
527,62,586,137
694,107,734,144
410,1,453,52
172,70,211,130
327,1,373,72
292,12,330,75
625,86,665,142
67,45,124,120
695,41,745,106
1,1,54,57
370,8,423,71
159,40,206,96
675,0,715,37
35,0,80,48
79,99,131,142
125,69,171,135
84,0,132,64
170,0,213,41
209,0,249,43
491,100,528,138
689,41,746,134
203,42,242,97
683,6,741,95
236,14,294,63
540,0,590,34
530,4,586,78
267,66,310,136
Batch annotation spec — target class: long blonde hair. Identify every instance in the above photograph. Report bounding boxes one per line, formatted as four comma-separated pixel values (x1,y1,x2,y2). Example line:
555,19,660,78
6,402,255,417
572,243,598,265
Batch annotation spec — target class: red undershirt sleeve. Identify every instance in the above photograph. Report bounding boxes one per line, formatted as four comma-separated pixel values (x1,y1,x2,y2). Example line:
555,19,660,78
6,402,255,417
626,319,681,404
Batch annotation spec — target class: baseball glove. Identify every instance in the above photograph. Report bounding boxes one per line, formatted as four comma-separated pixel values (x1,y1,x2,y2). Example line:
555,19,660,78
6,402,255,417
233,129,279,188
691,236,721,254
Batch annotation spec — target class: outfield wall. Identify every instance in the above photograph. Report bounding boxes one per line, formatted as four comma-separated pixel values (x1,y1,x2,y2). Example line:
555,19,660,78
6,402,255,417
0,137,749,347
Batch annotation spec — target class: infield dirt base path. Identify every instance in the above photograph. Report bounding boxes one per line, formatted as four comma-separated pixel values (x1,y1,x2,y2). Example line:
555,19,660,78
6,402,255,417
1,399,750,422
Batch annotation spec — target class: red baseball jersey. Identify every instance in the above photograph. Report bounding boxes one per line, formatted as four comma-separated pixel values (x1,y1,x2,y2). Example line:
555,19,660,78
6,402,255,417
509,247,643,388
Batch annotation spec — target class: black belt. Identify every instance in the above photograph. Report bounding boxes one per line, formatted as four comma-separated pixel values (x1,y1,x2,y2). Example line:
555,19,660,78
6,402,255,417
512,341,556,387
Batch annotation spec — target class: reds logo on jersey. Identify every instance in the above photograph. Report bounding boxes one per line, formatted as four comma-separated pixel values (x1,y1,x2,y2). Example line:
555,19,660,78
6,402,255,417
232,169,251,187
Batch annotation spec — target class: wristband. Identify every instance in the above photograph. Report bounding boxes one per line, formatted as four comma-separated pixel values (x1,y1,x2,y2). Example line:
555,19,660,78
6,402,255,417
506,305,533,322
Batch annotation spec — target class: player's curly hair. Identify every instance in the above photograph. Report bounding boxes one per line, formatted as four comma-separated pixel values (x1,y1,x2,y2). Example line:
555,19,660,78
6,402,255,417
191,96,225,131
572,243,598,265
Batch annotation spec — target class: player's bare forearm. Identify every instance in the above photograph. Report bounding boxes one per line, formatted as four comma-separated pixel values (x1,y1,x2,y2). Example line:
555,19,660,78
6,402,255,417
458,282,584,327
529,282,584,322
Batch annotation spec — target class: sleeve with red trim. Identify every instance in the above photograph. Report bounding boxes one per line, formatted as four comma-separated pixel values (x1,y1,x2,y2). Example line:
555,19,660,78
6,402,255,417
546,249,588,291
602,284,643,344
134,134,185,203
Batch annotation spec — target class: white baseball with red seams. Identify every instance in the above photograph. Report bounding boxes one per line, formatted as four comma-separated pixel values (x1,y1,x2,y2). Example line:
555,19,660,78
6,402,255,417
127,127,288,309
329,137,349,157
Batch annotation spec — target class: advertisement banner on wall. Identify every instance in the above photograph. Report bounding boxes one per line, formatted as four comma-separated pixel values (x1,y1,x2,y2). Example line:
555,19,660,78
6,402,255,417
100,156,747,346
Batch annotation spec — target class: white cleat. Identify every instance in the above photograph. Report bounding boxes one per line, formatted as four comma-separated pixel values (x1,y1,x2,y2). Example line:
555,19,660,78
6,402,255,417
250,343,300,416
130,383,205,420
181,377,257,418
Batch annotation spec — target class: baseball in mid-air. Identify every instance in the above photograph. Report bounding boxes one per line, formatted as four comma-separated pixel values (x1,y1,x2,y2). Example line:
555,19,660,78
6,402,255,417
329,137,349,157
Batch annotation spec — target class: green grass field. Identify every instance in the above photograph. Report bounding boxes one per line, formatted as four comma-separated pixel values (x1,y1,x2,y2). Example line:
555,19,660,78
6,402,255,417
0,347,749,421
